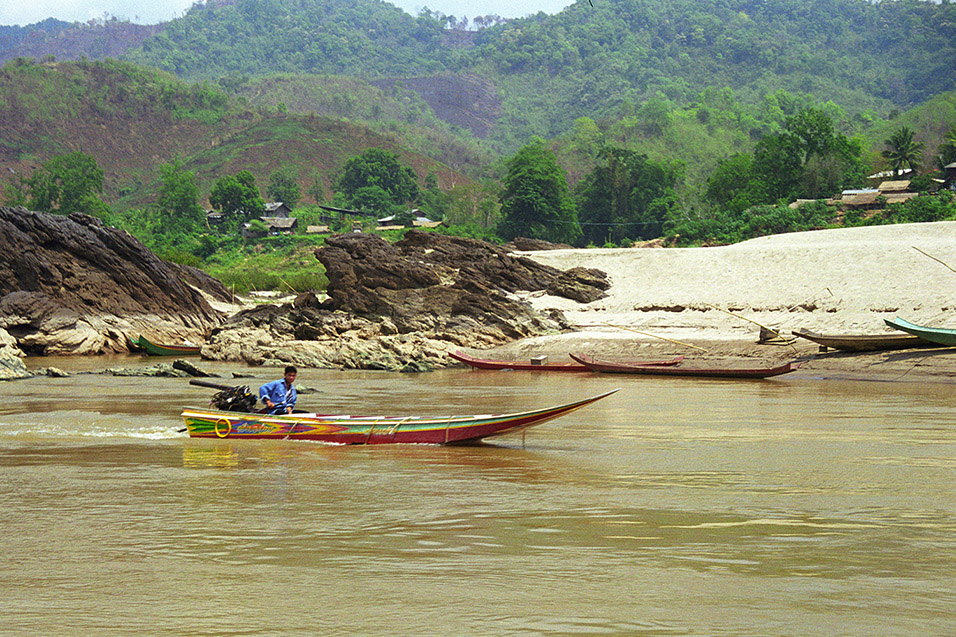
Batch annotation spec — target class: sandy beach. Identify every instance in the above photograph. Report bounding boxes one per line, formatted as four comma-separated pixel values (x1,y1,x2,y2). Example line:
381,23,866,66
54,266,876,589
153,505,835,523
481,221,956,382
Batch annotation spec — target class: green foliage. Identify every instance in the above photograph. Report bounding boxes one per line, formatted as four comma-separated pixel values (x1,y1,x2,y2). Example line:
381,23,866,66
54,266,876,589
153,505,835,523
157,160,205,234
25,151,110,218
267,166,301,209
575,147,683,244
209,169,265,228
881,126,924,176
125,0,454,80
498,139,580,244
668,199,836,245
349,186,398,216
335,148,420,208
937,128,956,169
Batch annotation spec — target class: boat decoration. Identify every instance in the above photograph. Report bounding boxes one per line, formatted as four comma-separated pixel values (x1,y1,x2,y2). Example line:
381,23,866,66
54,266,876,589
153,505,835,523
181,388,620,444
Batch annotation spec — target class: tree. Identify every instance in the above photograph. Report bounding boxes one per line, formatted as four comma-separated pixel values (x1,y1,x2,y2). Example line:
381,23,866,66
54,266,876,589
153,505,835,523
936,127,956,169
498,140,580,245
267,167,301,209
576,147,682,245
336,148,420,208
209,169,265,229
705,153,757,214
751,133,804,203
882,126,924,176
157,160,205,233
786,107,837,163
26,151,110,218
350,186,398,215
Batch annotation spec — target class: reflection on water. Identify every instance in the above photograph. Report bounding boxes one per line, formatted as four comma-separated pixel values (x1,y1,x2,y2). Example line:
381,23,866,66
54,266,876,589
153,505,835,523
1,367,955,634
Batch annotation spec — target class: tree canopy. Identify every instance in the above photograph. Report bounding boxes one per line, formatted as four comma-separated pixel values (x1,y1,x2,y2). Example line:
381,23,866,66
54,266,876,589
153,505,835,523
267,167,301,209
498,140,580,245
209,169,265,228
23,151,110,218
335,148,420,210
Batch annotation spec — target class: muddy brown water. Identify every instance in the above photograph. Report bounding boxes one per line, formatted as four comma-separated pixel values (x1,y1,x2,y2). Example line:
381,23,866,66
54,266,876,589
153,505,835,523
1,357,954,634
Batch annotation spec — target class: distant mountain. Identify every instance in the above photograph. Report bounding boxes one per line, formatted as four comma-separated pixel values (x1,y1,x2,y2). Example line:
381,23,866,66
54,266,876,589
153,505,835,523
0,17,160,64
0,18,71,53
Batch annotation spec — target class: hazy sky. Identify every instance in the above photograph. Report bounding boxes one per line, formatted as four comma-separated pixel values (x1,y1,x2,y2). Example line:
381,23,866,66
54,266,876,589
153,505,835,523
0,0,574,27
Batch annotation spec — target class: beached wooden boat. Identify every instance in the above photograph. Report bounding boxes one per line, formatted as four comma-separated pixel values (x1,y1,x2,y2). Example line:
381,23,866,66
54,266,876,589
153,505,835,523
449,350,684,371
884,317,956,348
569,353,794,379
129,335,202,356
181,388,619,444
792,328,934,352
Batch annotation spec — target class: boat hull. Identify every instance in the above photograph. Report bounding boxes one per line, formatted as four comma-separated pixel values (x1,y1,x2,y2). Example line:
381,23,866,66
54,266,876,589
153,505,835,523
884,317,956,348
569,353,793,378
792,328,933,352
449,350,683,371
181,389,619,444
131,335,202,356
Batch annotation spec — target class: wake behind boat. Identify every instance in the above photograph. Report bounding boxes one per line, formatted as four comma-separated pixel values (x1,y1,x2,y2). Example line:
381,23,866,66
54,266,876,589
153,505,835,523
570,353,794,379
449,350,683,371
181,388,620,444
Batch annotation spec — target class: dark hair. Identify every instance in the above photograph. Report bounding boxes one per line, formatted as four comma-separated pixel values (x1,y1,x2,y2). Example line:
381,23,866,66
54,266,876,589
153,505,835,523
284,366,298,374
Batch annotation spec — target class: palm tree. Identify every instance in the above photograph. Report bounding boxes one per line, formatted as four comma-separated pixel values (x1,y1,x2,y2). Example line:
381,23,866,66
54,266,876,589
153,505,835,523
881,126,924,176
936,126,956,169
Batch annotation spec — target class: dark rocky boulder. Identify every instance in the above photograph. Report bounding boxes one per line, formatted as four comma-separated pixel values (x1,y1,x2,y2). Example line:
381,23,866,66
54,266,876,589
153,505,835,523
504,237,575,251
547,267,612,303
0,207,224,355
204,230,608,370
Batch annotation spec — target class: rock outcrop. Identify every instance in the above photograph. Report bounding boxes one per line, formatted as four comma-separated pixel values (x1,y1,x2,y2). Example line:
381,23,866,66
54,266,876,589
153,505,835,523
0,207,225,355
203,231,609,371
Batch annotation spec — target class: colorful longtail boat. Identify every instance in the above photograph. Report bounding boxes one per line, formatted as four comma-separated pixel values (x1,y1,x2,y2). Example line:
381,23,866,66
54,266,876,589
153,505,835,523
181,388,619,444
129,335,202,356
569,353,794,379
449,350,683,372
883,317,956,348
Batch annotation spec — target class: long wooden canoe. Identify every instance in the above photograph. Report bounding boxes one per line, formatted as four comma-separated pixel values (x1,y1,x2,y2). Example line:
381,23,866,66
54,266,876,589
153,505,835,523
884,317,956,348
449,350,684,372
569,353,794,379
792,328,934,352
181,388,620,444
129,335,202,356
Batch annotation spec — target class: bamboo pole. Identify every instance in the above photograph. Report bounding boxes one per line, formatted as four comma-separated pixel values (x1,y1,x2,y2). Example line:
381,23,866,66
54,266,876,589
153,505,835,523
600,321,710,352
702,303,799,353
279,277,299,295
913,246,956,275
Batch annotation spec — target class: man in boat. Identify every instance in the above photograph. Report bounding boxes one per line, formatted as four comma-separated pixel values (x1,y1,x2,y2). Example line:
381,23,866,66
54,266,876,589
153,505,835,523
259,366,298,414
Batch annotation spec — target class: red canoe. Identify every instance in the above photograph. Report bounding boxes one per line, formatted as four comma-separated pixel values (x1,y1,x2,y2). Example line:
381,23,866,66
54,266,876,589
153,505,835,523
569,353,794,379
449,350,684,372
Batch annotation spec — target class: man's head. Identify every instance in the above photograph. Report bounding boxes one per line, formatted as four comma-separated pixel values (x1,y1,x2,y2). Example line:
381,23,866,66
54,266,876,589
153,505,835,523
284,365,297,384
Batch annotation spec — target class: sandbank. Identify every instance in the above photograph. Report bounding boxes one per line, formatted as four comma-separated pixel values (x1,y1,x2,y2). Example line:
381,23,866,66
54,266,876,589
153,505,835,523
484,222,956,382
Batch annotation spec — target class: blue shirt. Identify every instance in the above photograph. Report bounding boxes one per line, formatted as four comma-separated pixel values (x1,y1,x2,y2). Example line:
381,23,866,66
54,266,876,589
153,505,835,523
259,379,297,413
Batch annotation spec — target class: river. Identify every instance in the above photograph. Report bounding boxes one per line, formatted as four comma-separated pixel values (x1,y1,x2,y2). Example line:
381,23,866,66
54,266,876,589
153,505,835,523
1,357,954,635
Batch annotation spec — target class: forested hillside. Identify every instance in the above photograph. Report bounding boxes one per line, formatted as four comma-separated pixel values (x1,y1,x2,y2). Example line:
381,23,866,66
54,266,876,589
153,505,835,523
109,0,956,149
0,58,470,203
